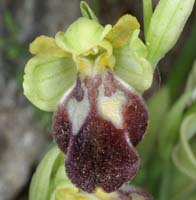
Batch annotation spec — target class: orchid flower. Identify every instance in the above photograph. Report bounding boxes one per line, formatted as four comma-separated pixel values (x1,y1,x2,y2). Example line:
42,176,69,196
24,0,195,194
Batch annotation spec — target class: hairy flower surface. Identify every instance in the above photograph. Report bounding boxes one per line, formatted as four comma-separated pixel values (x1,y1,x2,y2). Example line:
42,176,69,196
29,146,154,200
53,72,148,192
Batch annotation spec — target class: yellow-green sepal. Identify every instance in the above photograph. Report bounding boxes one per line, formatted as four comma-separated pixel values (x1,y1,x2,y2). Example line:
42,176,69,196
80,1,99,22
114,30,153,92
172,114,196,179
23,55,76,112
30,35,70,57
55,17,112,55
29,146,62,200
106,14,140,48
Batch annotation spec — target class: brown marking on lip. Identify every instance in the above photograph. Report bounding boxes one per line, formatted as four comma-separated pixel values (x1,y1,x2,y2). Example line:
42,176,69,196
53,104,72,154
73,78,85,101
123,92,148,146
103,72,116,97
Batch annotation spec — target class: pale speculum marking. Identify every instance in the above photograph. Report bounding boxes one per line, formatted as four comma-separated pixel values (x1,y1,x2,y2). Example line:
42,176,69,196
66,89,90,135
66,79,90,136
97,89,126,129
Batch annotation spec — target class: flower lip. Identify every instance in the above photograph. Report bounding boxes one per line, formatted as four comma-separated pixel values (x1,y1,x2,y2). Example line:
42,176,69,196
53,72,148,193
66,113,140,193
29,145,154,200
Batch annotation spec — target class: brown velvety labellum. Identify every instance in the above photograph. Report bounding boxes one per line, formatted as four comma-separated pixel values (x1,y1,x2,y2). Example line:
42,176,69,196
53,72,148,193
66,113,140,192
53,104,72,154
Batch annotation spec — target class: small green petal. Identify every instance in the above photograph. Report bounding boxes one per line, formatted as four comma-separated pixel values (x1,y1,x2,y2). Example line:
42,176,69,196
30,35,69,57
106,14,140,48
80,1,99,22
147,0,195,67
114,30,153,92
172,114,196,179
29,146,61,200
23,55,76,112
55,17,112,55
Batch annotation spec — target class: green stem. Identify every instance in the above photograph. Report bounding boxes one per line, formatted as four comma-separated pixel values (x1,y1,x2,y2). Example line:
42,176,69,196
91,0,100,16
167,19,196,100
159,163,173,200
143,0,153,39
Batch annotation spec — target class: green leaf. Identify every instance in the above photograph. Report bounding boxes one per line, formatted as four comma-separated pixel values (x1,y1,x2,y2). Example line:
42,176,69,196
166,22,196,100
30,35,70,57
186,61,196,106
106,14,140,48
147,0,195,67
172,114,196,179
29,146,61,200
158,92,191,161
186,60,196,93
114,30,153,92
23,55,76,112
55,17,112,55
138,86,171,164
80,1,99,22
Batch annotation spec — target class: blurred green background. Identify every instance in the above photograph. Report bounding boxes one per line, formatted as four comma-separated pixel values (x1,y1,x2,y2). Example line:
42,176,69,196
0,0,195,200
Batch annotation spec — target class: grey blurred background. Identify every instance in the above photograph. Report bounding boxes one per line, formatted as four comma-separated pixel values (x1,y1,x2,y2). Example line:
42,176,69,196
0,0,195,199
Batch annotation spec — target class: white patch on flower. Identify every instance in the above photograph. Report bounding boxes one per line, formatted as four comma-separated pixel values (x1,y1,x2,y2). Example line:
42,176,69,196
125,132,133,146
98,88,126,128
60,82,77,104
66,88,90,135
114,74,134,92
